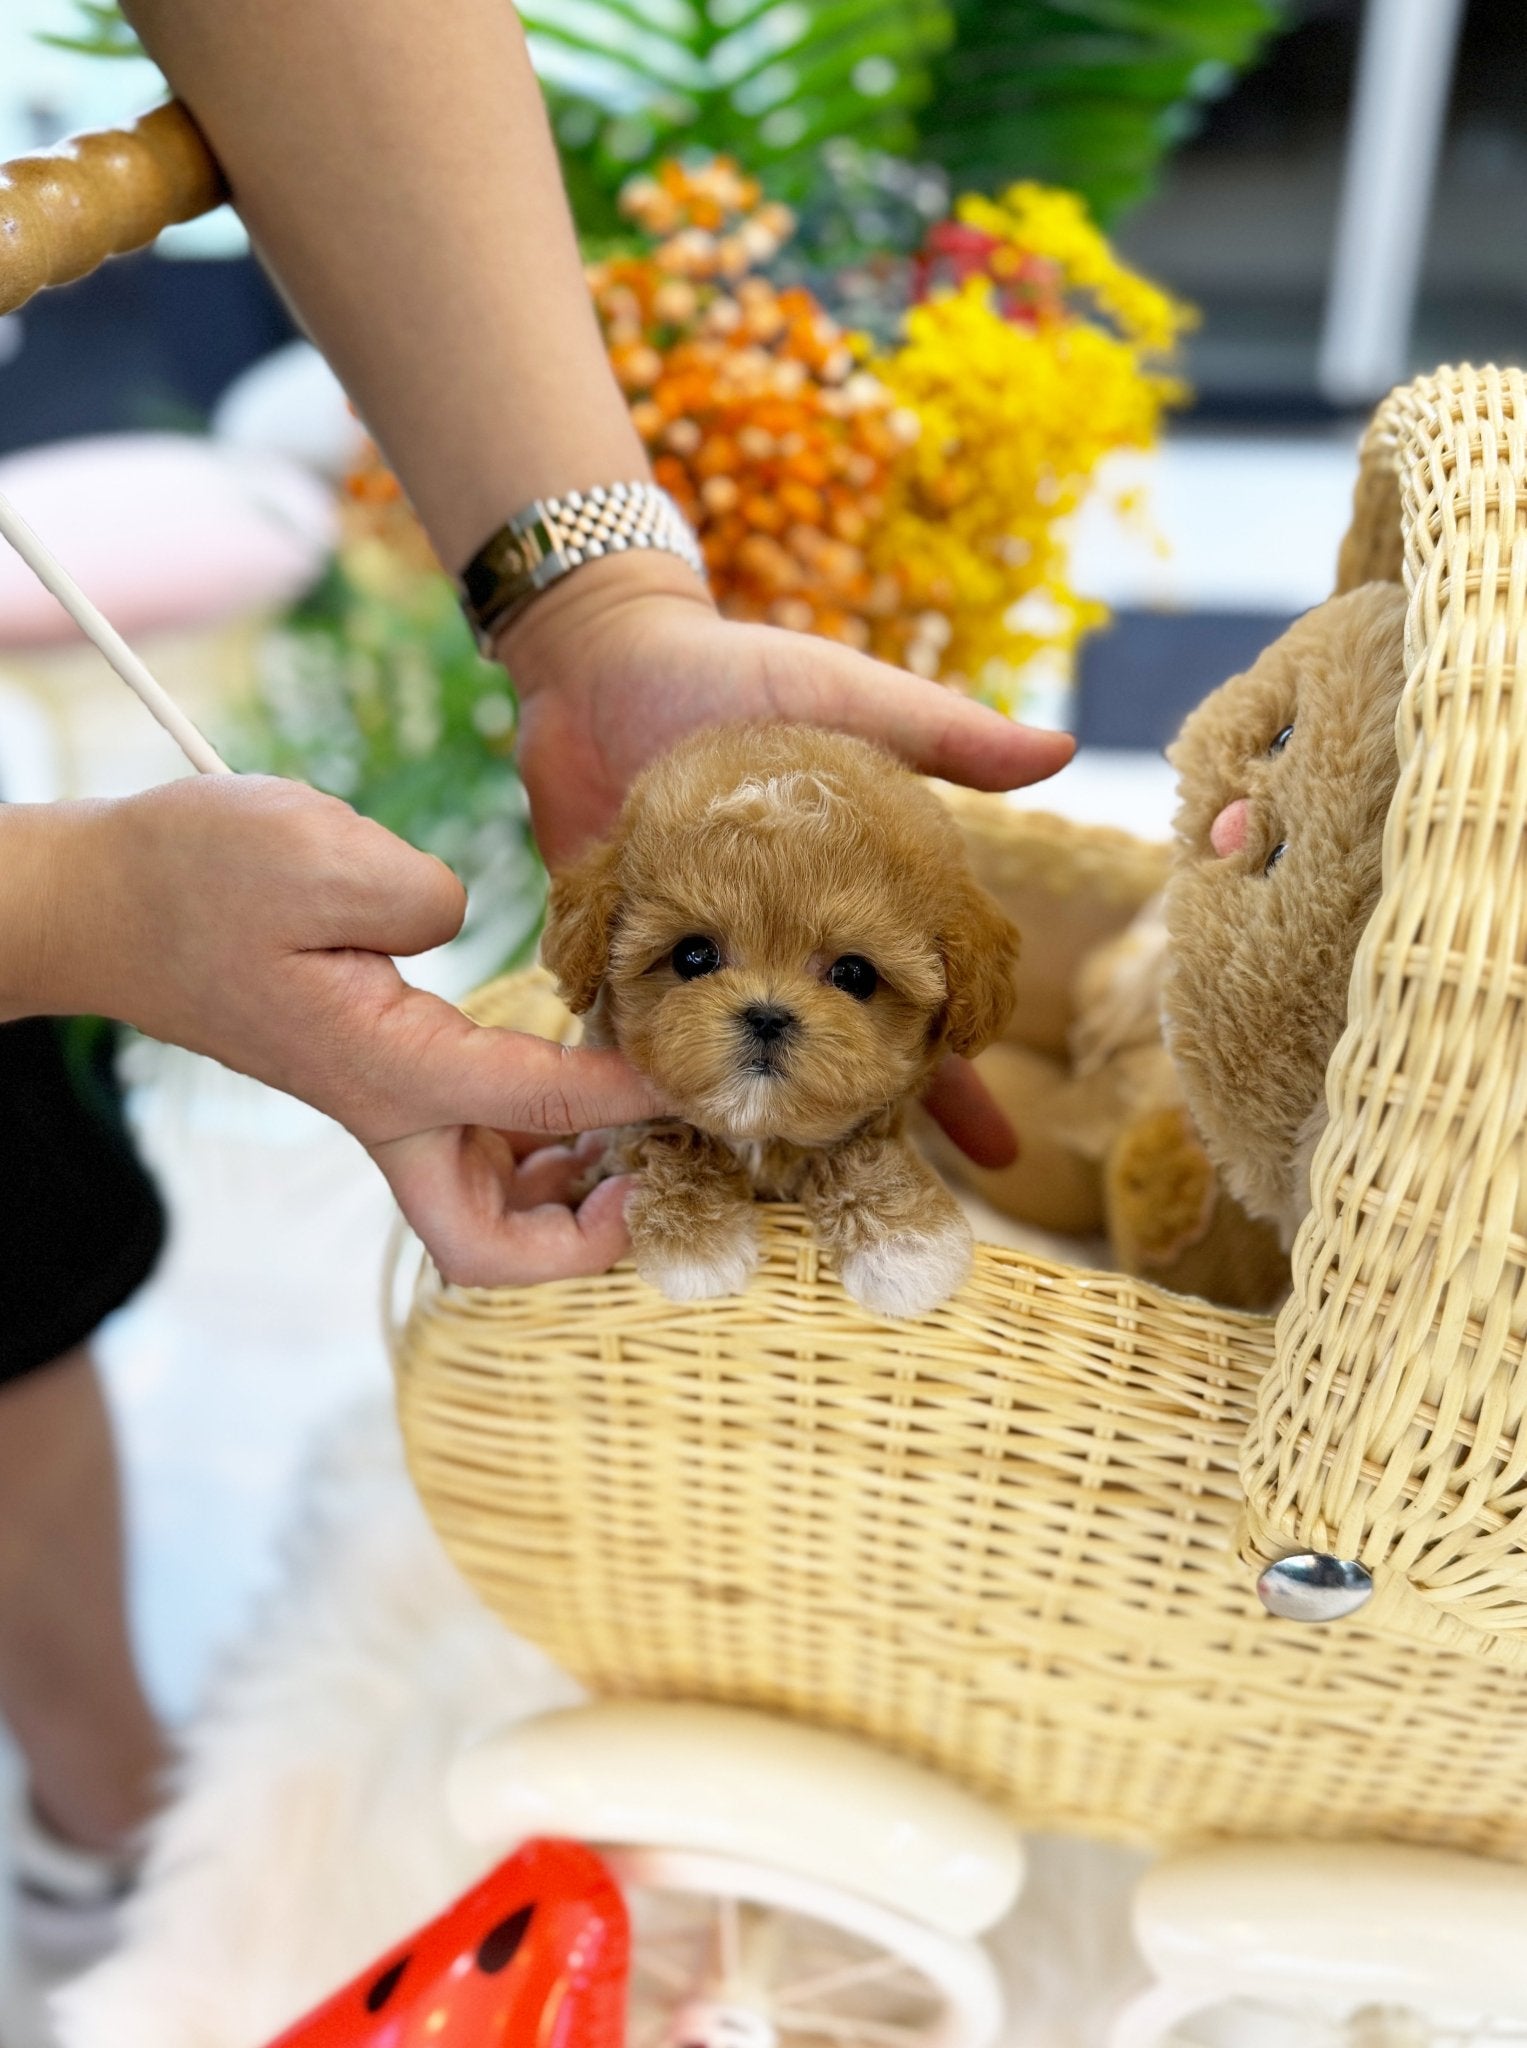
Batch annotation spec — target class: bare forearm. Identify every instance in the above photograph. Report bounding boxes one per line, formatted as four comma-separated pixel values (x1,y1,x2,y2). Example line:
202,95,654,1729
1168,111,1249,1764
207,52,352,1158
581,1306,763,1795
122,0,648,571
0,804,106,1022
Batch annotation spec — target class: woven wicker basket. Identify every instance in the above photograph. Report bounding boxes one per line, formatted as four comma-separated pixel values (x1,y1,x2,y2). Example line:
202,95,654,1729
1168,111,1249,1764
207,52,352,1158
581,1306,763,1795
395,365,1527,1858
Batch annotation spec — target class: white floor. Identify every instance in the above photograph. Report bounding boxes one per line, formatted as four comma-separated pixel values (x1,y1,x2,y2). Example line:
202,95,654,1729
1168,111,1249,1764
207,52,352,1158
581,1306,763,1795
0,425,1360,2041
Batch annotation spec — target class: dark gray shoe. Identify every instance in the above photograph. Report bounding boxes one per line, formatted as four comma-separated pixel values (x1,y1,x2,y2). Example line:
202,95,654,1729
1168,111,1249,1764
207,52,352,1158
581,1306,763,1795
11,1802,138,1971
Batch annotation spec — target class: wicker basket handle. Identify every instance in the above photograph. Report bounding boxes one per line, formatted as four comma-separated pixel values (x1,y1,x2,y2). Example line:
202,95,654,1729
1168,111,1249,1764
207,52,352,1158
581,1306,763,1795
0,102,226,318
1243,365,1527,1660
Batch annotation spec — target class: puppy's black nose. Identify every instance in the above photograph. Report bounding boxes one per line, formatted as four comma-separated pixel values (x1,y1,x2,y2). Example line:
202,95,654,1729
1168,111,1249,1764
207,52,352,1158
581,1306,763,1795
741,1004,796,1044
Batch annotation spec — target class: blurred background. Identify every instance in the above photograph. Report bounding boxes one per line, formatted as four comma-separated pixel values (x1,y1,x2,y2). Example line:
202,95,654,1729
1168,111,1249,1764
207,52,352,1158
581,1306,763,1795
8,0,1527,440
0,0,1523,2032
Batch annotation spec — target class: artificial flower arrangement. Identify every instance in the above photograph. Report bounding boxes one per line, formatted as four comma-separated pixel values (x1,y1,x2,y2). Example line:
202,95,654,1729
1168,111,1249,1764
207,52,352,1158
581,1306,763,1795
592,158,1191,700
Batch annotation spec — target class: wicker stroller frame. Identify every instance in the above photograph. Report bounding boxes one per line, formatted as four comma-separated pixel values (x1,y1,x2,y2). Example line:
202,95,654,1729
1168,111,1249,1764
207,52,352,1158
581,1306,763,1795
396,366,1527,1860
1245,368,1527,1655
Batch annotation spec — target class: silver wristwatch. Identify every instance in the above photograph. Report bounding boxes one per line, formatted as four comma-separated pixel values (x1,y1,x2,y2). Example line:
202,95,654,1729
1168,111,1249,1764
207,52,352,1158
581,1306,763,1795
458,481,707,648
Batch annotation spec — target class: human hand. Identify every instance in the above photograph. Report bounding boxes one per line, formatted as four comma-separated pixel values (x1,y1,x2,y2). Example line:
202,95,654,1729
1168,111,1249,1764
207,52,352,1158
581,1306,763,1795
501,554,1073,867
500,554,1050,1166
24,776,663,1284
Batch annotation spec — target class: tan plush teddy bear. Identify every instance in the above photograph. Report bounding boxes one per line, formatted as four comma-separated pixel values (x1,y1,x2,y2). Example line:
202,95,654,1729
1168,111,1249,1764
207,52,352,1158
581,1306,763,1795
1162,578,1408,1247
917,846,1290,1310
928,577,1407,1307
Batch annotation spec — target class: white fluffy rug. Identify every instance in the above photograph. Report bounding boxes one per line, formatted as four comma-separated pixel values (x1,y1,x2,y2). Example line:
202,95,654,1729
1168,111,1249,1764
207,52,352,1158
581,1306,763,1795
56,1402,1151,2048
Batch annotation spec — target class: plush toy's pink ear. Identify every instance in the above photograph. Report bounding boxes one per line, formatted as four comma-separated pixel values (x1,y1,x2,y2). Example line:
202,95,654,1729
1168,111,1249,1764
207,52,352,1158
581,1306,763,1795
541,838,623,1015
939,880,1020,1059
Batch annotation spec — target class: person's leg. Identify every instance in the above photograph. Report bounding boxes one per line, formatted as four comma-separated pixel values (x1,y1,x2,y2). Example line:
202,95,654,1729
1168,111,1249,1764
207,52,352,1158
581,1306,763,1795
0,1345,168,1852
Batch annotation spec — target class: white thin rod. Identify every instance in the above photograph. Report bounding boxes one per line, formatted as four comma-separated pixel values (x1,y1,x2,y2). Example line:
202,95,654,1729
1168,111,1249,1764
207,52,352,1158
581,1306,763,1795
0,488,233,776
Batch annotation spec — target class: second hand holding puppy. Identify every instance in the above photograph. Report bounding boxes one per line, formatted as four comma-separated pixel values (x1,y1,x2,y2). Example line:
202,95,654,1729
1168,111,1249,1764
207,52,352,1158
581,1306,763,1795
542,724,1020,1317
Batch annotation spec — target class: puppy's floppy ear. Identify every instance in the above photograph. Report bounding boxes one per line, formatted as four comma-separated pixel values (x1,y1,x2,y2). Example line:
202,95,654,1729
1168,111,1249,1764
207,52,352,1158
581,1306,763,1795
541,837,623,1015
938,878,1020,1059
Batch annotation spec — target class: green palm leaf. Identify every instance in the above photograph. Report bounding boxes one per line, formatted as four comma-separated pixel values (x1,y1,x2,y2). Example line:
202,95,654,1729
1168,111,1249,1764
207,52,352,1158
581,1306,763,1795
528,0,952,226
36,0,144,57
36,0,1283,239
919,0,1286,222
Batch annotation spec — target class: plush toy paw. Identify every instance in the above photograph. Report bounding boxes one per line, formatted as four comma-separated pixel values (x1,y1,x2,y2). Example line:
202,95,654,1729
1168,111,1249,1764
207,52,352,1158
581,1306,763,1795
838,1213,973,1319
1106,1105,1218,1271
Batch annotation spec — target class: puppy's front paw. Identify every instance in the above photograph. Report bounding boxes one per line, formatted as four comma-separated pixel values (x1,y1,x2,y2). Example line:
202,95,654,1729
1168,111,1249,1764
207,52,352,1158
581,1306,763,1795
838,1213,973,1318
632,1208,760,1303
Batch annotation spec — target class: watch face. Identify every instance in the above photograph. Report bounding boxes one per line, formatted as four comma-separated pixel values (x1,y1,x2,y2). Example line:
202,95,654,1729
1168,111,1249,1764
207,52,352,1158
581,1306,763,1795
495,531,533,576
460,523,534,626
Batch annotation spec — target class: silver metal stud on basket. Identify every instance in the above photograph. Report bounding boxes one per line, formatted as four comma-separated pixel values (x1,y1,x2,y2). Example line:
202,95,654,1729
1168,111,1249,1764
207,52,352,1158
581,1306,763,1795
1256,1553,1374,1622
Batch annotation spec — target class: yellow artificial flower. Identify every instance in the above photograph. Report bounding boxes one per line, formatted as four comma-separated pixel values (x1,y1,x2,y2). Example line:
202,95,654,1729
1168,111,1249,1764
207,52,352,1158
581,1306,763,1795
866,186,1192,700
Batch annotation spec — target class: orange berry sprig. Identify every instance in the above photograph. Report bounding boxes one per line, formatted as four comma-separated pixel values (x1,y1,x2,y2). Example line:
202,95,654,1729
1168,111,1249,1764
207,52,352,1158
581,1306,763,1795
589,158,916,651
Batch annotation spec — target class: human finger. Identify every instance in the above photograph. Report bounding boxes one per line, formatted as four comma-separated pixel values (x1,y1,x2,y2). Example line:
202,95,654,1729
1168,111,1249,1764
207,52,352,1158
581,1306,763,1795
379,1131,635,1286
355,989,664,1143
921,1056,1019,1168
307,818,469,957
758,629,1075,792
509,1140,605,1210
498,1127,612,1165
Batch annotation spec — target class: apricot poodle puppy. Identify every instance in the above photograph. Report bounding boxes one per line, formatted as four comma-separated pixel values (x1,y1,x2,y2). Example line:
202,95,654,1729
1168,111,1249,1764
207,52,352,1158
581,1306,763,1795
541,724,1019,1316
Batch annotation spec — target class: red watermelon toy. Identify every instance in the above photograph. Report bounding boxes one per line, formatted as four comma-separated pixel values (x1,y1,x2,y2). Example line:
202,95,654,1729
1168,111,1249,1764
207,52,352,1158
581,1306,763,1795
264,1837,629,2047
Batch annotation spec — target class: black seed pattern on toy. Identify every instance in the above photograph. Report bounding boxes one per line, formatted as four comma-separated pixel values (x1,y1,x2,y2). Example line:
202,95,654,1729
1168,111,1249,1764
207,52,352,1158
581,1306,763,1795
365,1956,411,2012
477,1904,536,1974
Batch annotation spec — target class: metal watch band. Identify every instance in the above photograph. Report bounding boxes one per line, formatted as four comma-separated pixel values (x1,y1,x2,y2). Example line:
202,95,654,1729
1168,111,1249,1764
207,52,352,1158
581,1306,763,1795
458,481,707,647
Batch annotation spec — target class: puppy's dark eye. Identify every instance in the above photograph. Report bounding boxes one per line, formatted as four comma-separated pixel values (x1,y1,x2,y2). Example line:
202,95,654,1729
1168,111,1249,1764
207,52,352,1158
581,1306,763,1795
1265,840,1288,873
672,935,722,979
827,955,878,1000
1269,723,1294,755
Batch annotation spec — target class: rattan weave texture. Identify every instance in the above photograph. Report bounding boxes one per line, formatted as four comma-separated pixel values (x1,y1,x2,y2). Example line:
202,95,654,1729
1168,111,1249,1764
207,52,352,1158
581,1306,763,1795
397,1141,1527,1854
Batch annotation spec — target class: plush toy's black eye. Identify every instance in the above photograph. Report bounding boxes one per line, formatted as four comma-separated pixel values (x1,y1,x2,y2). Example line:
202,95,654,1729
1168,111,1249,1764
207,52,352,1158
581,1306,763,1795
1269,723,1294,755
672,936,722,979
1265,840,1288,873
827,955,878,1000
